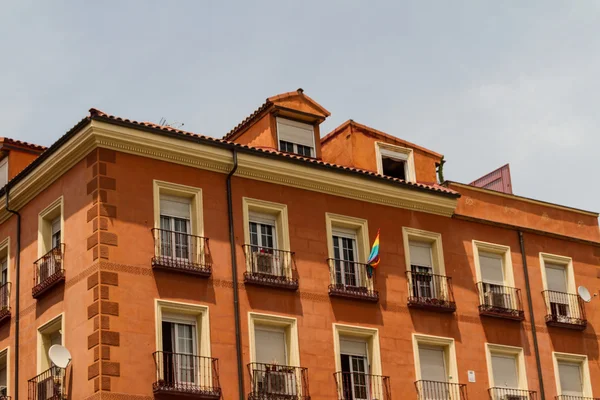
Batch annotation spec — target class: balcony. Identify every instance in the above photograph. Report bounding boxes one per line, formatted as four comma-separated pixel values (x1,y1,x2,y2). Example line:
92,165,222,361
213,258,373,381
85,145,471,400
327,259,379,302
334,371,391,400
27,366,65,400
152,229,212,277
555,396,600,400
489,387,537,400
243,245,299,291
0,282,10,324
406,270,456,313
415,380,468,400
542,291,587,330
32,245,65,299
477,283,525,321
247,363,309,400
153,351,221,399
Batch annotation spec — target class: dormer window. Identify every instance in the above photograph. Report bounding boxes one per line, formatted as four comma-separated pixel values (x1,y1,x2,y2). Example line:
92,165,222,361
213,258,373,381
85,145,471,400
375,142,416,182
276,118,315,157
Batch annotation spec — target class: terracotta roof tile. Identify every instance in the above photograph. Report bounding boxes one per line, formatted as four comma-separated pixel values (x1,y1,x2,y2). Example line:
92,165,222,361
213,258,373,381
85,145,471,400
0,137,47,152
90,109,456,196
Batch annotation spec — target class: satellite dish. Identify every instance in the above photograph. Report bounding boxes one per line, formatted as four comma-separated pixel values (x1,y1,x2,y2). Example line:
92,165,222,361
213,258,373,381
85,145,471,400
578,286,592,303
49,345,71,368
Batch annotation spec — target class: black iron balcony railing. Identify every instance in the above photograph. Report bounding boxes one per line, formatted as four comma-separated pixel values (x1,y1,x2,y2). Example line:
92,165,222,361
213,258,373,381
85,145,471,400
334,371,391,400
151,229,212,277
27,366,65,400
477,282,525,321
243,245,299,291
415,380,468,400
542,290,587,330
248,363,309,400
0,282,10,323
32,245,65,299
327,259,379,302
153,351,221,399
489,387,537,400
406,270,456,312
555,396,600,400
0,396,11,400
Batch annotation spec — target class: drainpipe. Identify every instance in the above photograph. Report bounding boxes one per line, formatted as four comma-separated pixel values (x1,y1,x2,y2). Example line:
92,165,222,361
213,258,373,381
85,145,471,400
518,231,545,400
226,148,244,400
5,187,20,400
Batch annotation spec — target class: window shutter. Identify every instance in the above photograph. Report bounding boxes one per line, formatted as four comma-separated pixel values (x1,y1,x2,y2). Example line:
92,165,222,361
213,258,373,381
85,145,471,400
255,328,287,365
491,354,518,388
409,241,433,267
51,217,61,236
160,195,191,219
277,118,315,148
418,346,447,382
545,264,568,293
558,362,583,396
340,338,368,356
332,227,357,240
479,252,504,284
248,211,277,226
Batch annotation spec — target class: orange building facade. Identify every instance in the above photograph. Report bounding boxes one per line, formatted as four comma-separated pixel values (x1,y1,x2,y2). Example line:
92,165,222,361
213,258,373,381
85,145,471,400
0,90,597,400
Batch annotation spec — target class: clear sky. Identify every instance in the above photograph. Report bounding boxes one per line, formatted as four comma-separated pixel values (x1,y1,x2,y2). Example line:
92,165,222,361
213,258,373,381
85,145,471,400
2,1,599,211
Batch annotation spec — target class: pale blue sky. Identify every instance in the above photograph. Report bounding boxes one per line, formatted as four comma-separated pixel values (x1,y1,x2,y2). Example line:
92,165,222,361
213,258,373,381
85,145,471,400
2,1,599,211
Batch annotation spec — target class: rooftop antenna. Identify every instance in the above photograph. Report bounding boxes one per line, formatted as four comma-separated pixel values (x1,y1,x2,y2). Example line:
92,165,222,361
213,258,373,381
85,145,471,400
158,117,185,129
49,344,72,368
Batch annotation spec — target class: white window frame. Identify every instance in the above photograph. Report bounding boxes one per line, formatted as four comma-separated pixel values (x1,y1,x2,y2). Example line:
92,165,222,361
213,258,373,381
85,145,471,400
553,352,592,397
403,228,445,275
375,141,416,182
0,238,9,288
412,333,458,384
539,253,576,294
38,197,64,257
485,344,528,390
153,180,203,237
472,241,514,287
276,117,316,157
37,313,64,374
0,347,9,398
248,312,299,367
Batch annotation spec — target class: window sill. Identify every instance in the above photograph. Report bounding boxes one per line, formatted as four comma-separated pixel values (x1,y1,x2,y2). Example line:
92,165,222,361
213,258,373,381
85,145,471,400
243,272,298,291
328,284,379,303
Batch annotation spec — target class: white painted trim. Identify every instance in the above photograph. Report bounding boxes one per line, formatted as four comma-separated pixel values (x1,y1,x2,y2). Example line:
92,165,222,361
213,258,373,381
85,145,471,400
248,312,299,367
539,253,576,294
37,196,63,257
472,240,515,287
153,180,204,237
552,351,592,397
403,227,445,275
485,343,528,390
36,313,64,374
375,141,417,183
412,333,458,383
154,299,211,359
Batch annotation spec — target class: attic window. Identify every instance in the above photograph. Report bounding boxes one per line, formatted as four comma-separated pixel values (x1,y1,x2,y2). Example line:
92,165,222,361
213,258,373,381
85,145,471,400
376,142,416,182
276,118,315,157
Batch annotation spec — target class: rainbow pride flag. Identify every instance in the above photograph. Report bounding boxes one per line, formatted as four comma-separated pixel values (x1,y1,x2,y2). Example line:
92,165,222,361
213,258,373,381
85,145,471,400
366,229,380,278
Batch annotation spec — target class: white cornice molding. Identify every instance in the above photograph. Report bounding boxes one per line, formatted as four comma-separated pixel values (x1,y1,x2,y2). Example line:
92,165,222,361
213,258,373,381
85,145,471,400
0,121,457,223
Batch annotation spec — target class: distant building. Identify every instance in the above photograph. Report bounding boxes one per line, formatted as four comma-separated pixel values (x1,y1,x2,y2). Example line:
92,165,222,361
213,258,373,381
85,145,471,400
0,89,597,399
